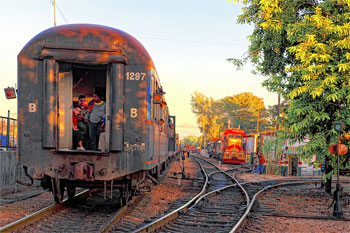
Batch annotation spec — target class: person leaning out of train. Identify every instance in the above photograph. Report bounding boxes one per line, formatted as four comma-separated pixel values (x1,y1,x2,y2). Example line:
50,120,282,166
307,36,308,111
85,91,106,151
77,95,89,149
72,107,85,150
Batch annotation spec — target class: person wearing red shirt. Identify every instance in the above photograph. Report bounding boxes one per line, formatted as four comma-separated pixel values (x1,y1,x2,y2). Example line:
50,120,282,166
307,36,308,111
73,107,85,150
258,152,265,174
77,95,89,149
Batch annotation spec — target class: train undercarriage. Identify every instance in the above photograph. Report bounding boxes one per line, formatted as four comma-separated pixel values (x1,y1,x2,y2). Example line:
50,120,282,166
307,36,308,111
39,160,170,205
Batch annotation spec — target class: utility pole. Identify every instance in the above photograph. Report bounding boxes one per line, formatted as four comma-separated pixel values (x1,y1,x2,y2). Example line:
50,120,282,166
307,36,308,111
256,109,259,133
6,110,10,150
54,0,57,26
275,93,281,169
333,122,344,218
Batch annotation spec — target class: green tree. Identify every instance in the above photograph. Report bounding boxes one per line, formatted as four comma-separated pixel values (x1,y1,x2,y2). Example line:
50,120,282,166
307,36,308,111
191,91,273,140
216,92,270,133
182,136,201,148
232,0,350,191
190,91,221,146
266,100,289,128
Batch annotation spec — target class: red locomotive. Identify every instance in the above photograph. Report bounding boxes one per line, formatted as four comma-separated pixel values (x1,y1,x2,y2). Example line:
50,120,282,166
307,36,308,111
221,128,247,164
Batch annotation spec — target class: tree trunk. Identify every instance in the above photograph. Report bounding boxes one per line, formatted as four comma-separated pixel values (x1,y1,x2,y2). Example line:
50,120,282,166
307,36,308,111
325,156,333,194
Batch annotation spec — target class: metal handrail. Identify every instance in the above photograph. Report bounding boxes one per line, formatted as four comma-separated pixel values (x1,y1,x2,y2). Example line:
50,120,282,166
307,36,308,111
0,115,17,149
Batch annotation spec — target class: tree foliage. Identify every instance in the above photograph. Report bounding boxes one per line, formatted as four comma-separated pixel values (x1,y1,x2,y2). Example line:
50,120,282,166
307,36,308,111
182,136,201,148
191,91,277,145
190,91,221,144
216,92,270,132
231,0,350,172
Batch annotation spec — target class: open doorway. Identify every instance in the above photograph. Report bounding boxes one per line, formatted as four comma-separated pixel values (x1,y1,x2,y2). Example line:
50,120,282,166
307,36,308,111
71,64,107,151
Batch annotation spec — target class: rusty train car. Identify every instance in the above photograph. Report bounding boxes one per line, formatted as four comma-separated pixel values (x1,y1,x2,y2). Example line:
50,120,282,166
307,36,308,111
17,24,176,203
207,137,222,158
221,128,247,164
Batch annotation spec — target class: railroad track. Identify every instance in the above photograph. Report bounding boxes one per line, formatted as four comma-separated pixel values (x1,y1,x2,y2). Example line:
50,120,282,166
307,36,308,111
3,155,347,233
132,155,250,232
0,189,88,232
130,156,336,233
239,180,350,233
106,157,206,232
0,189,134,233
1,157,201,233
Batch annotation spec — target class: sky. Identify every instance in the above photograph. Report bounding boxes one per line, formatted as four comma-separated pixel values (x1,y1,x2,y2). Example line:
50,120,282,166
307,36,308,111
0,0,278,138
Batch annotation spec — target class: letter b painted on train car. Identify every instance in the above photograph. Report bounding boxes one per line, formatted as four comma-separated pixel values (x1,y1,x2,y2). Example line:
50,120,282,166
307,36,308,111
130,108,137,118
29,103,37,112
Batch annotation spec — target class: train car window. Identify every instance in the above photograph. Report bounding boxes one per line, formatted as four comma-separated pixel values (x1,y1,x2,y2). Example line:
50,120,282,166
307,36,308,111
154,81,160,123
228,134,234,139
235,135,241,139
150,76,155,121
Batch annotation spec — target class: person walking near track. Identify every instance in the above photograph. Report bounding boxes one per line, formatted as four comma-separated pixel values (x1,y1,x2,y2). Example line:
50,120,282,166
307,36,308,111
253,153,260,179
258,152,265,174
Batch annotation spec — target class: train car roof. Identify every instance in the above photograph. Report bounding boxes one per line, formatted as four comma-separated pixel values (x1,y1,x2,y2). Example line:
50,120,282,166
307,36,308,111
246,130,277,137
211,137,221,142
18,24,154,67
222,128,246,136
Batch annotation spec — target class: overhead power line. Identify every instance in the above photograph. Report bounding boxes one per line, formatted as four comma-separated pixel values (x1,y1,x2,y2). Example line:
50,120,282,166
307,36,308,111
137,35,249,47
56,4,69,24
50,0,69,25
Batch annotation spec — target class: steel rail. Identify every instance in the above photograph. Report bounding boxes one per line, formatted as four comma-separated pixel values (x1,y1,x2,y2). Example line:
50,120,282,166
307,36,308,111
132,157,209,233
98,194,144,233
115,154,348,232
230,179,323,233
192,156,250,207
133,156,251,232
0,189,91,233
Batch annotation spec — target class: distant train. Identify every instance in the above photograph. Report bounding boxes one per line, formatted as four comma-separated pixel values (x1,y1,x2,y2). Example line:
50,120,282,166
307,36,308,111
17,24,177,203
208,128,247,164
207,137,222,158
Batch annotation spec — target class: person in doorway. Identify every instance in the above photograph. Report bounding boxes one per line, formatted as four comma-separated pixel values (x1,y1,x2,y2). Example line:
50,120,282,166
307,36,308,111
77,95,89,149
292,155,298,176
72,107,85,150
86,91,106,151
98,117,106,152
258,152,265,174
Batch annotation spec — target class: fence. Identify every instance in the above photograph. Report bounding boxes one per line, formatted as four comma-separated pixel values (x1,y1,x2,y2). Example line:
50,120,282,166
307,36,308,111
0,113,17,150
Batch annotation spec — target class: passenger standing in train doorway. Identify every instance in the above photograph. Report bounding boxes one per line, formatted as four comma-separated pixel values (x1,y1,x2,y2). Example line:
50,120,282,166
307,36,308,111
72,107,85,150
77,95,89,149
98,117,106,152
86,91,106,151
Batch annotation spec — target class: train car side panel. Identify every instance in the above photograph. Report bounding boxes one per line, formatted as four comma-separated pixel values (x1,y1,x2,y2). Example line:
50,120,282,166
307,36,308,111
17,25,172,191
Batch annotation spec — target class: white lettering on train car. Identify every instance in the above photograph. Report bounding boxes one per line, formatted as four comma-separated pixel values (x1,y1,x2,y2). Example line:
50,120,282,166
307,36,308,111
124,142,145,152
29,103,37,112
126,72,146,81
131,108,138,118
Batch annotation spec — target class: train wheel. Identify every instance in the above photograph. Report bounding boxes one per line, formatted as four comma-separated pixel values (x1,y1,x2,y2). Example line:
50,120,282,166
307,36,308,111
162,161,166,172
120,181,131,206
156,165,161,179
52,180,65,204
66,185,76,199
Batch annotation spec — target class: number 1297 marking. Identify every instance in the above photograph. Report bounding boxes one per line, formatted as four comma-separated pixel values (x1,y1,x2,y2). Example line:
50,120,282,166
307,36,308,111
126,72,146,81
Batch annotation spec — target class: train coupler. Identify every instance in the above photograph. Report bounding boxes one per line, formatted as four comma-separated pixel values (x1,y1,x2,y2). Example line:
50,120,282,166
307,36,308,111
72,162,94,180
